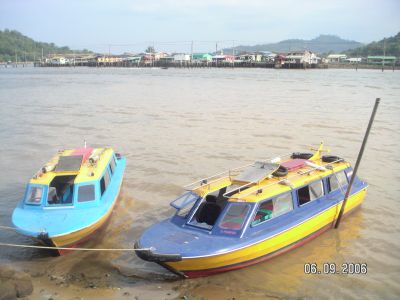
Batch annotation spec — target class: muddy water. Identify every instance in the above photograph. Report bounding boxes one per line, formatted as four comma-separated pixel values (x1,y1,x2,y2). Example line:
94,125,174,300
0,67,399,299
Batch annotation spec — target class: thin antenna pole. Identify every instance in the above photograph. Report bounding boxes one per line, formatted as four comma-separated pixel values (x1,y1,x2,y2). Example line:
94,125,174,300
152,41,155,67
215,42,218,67
232,40,235,68
108,44,111,67
190,40,193,64
334,98,380,229
382,38,386,72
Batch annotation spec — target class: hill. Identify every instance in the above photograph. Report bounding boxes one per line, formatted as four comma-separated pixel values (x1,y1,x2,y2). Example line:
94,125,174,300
224,35,363,54
0,29,91,62
344,32,400,57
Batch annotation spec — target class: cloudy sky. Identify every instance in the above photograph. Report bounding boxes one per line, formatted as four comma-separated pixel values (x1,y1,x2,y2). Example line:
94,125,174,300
1,0,399,53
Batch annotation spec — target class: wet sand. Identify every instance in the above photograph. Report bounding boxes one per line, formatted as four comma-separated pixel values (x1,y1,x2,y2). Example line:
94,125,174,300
0,67,399,299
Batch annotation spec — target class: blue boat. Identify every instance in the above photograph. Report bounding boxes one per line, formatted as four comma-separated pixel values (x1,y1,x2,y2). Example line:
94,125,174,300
12,147,126,254
135,145,368,277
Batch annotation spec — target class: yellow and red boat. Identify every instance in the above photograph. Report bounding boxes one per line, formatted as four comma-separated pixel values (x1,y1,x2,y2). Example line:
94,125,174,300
135,144,368,278
12,147,126,254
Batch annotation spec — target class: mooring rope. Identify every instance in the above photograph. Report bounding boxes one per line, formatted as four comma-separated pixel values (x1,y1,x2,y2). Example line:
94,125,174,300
0,225,152,252
0,242,153,252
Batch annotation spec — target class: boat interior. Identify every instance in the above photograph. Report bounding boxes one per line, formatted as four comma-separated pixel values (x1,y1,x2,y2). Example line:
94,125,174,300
47,175,77,205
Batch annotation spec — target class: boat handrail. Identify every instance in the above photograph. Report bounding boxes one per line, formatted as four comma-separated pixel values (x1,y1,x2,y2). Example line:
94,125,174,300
231,158,347,200
183,165,250,191
222,181,255,198
184,152,292,191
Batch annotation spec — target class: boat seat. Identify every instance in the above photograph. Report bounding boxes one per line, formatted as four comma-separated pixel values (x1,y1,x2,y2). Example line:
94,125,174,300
47,187,59,204
196,195,221,226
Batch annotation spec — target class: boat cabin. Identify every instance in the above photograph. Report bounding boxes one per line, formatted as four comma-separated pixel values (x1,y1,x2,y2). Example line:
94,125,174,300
170,153,358,238
23,148,120,209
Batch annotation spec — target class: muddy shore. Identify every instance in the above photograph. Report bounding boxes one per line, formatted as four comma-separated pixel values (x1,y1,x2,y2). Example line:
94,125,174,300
0,262,279,300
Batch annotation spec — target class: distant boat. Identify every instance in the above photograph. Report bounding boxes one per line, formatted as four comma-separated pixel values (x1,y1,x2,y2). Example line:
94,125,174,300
135,144,368,277
12,147,126,254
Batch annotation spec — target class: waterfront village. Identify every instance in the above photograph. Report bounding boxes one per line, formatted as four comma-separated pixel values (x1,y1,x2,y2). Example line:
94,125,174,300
4,50,399,69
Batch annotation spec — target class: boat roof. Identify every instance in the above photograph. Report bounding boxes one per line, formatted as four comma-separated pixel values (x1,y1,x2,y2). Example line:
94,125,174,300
30,147,114,185
188,144,351,203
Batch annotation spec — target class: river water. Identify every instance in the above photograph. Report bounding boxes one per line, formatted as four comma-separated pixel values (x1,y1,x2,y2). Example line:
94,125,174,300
0,67,399,299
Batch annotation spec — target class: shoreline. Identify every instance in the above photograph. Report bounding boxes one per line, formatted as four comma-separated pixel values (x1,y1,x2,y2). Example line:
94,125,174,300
1,63,399,71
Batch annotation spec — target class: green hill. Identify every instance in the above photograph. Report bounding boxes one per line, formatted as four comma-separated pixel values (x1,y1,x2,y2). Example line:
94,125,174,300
0,29,91,62
224,35,363,54
344,32,400,57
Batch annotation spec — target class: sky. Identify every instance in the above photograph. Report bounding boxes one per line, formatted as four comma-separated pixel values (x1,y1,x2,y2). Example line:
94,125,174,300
0,0,399,53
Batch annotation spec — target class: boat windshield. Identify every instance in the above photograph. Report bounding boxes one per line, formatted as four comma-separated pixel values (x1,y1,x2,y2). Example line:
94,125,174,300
171,192,200,217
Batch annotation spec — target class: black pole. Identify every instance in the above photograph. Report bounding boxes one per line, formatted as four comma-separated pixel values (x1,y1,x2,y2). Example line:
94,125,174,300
334,98,380,229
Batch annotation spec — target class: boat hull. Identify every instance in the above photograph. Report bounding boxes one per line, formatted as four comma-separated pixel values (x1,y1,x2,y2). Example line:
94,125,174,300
48,184,122,255
157,188,367,278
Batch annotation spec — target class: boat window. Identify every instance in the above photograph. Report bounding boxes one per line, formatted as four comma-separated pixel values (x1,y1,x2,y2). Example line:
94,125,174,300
177,202,197,218
100,169,111,196
328,171,348,192
25,186,43,205
219,203,250,230
47,175,76,205
251,193,293,226
171,192,200,217
78,184,96,202
298,180,324,206
109,156,117,175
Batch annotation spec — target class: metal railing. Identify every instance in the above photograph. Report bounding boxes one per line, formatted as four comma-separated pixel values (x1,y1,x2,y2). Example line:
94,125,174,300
230,158,348,201
184,152,293,192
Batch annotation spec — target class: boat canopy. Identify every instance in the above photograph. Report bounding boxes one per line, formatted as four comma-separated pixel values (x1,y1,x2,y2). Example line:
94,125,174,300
233,161,279,183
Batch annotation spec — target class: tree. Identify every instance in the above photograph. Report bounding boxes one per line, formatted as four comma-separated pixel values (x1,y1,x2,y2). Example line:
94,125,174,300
145,46,155,53
0,29,93,62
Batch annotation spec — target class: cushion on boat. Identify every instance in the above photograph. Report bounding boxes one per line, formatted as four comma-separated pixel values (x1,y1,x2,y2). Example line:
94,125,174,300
281,159,307,171
71,148,94,163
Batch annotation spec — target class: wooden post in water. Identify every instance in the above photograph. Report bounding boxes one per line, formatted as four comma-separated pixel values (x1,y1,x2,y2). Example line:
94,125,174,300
334,98,380,229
